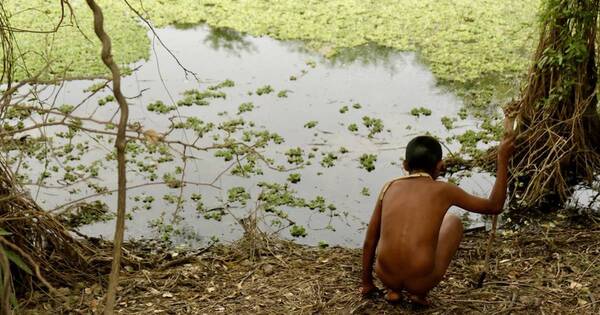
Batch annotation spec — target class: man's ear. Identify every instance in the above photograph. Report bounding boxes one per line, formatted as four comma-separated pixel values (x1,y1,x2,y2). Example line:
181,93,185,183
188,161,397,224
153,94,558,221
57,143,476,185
403,160,409,171
436,160,446,175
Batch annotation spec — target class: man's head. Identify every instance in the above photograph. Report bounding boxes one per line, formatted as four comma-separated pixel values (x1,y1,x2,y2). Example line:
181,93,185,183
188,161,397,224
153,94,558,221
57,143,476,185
404,135,444,177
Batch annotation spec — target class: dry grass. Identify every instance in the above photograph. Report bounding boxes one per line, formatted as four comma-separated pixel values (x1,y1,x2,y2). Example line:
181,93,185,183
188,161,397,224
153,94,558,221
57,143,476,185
20,210,599,314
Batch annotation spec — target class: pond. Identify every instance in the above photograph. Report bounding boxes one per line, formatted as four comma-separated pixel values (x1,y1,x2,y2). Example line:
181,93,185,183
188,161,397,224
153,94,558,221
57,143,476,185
14,25,497,247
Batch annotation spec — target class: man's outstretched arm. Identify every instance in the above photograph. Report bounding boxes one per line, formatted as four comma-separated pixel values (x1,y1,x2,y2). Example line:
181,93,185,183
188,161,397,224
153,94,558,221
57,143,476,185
448,134,515,214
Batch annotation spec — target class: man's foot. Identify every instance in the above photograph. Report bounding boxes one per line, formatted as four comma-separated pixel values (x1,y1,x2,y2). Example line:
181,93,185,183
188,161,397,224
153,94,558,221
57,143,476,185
406,292,431,306
360,283,381,299
360,288,382,299
384,290,402,304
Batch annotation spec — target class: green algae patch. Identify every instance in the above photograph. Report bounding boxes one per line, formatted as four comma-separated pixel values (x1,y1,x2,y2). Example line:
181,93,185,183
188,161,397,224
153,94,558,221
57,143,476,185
3,0,150,80
137,0,540,108
4,0,541,109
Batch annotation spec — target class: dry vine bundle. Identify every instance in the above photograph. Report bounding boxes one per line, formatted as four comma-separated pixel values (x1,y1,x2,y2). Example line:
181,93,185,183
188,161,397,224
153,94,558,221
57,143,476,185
507,0,600,208
0,155,110,290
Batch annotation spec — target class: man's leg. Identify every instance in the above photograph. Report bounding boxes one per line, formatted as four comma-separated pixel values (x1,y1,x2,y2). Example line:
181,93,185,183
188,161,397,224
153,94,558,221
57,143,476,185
403,213,463,304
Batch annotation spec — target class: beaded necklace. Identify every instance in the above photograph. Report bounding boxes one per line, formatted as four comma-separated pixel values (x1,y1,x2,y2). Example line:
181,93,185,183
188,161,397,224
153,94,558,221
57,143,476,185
377,172,433,201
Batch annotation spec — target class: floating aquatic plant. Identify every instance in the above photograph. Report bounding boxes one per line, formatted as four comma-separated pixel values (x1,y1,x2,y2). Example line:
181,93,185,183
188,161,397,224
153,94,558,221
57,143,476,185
410,107,433,117
256,85,274,96
304,121,318,129
359,154,377,172
237,102,254,114
361,187,370,196
287,173,301,183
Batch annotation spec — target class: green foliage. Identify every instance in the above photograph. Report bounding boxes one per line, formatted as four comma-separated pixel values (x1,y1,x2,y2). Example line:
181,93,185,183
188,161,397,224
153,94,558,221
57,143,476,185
228,187,251,205
237,102,254,114
290,225,307,237
441,116,456,130
257,182,307,210
455,130,488,156
179,88,226,106
287,173,301,183
61,201,115,228
173,117,215,136
254,182,337,238
285,147,304,165
359,154,377,172
3,248,32,275
361,187,370,196
347,123,358,132
149,217,176,242
3,0,150,80
4,0,540,110
533,0,597,109
410,107,433,117
0,239,33,311
58,104,75,114
97,95,115,106
5,0,541,114
147,100,176,114
304,121,318,129
256,85,274,95
481,118,503,138
131,0,539,109
84,83,107,93
458,108,468,120
339,105,349,113
277,90,289,98
0,243,25,311
307,196,327,212
208,79,235,90
163,172,183,188
362,116,383,138
320,152,338,168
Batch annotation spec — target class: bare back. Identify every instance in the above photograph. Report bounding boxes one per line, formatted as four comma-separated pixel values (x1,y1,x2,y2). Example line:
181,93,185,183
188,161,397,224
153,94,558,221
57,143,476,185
375,177,452,287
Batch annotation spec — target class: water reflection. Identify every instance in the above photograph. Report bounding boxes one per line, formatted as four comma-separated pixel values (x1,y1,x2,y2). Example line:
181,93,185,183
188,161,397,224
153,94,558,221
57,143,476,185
172,22,201,30
288,42,401,74
327,43,397,67
203,26,256,55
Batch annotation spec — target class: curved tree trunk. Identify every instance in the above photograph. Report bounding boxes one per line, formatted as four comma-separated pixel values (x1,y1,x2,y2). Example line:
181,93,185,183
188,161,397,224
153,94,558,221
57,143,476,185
84,0,129,313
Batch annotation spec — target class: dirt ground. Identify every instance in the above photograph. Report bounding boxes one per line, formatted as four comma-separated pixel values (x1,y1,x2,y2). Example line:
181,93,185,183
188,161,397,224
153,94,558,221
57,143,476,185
21,210,599,314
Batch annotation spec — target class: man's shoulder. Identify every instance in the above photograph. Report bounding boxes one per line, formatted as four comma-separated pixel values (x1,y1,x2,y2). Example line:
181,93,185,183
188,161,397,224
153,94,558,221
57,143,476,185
433,180,458,191
434,180,454,187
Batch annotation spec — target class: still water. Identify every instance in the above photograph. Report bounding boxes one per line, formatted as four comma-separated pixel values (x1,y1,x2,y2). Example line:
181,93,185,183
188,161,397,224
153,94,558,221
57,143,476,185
24,25,495,247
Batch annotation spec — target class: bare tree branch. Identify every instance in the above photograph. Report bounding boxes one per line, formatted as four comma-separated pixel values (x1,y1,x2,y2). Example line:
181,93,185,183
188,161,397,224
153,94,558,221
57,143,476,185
84,0,128,313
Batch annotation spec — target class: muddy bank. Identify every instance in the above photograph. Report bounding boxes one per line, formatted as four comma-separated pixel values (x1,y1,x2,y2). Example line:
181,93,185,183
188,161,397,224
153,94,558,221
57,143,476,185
22,210,599,314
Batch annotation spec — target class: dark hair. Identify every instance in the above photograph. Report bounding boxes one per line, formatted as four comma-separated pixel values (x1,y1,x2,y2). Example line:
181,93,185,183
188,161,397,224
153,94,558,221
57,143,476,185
405,135,442,172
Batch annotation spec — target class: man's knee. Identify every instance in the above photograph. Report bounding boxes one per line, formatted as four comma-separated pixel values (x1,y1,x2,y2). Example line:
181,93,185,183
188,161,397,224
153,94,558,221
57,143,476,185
444,213,464,235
